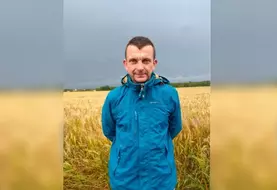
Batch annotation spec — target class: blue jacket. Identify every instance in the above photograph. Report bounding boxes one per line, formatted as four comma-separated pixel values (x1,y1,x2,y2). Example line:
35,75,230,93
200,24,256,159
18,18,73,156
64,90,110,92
101,72,182,190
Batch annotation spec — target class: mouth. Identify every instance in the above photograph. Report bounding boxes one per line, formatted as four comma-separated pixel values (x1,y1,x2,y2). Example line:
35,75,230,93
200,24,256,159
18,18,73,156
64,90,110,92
136,74,147,77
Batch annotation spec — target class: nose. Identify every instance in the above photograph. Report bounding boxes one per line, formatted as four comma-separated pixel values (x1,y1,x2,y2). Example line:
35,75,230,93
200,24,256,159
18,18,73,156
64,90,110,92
137,62,144,70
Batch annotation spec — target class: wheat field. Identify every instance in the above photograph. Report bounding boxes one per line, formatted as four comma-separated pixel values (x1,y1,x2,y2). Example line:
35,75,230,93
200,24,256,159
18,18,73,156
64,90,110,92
63,87,210,190
210,85,277,190
1,85,277,190
63,85,277,190
0,91,63,190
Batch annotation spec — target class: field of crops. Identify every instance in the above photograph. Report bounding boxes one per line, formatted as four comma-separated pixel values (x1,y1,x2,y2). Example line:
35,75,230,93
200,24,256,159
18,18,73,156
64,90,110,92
0,92,63,190
210,85,277,190
63,85,277,190
1,85,276,190
63,87,211,190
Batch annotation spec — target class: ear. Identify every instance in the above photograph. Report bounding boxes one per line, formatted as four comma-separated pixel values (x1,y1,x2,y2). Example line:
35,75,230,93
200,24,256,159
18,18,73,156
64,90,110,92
123,59,128,71
153,59,158,69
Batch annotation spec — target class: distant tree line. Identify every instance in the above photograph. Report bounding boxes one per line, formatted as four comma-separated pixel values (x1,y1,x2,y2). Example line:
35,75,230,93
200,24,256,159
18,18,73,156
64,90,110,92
171,81,210,88
95,85,116,91
63,81,210,92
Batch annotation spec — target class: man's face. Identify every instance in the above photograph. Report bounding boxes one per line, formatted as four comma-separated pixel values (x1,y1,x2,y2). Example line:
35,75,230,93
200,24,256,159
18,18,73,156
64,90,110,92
123,45,158,83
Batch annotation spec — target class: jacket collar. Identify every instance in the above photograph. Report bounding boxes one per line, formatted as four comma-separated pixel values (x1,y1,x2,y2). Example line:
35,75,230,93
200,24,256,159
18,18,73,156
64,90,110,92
121,72,170,98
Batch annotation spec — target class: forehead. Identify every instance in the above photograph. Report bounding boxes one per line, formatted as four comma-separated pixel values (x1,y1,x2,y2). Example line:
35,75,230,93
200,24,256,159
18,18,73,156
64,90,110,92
126,45,154,59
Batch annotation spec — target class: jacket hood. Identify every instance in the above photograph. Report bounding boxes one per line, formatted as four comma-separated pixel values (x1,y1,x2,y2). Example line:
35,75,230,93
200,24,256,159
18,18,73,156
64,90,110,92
121,72,170,87
120,72,170,98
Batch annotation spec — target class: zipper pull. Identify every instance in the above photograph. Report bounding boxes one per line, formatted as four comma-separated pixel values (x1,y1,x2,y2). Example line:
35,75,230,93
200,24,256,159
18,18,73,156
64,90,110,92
138,84,144,98
140,84,144,91
139,84,145,98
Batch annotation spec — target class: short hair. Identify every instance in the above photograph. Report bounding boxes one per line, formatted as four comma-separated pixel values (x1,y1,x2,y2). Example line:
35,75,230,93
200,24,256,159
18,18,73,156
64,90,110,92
125,36,156,59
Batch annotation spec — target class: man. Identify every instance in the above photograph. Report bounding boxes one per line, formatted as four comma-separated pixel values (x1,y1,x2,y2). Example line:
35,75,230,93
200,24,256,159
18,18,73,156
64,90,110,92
101,36,182,190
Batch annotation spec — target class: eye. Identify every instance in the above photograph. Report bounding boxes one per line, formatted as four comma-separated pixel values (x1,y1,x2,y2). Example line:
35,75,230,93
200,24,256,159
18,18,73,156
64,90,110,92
142,59,151,64
129,59,137,64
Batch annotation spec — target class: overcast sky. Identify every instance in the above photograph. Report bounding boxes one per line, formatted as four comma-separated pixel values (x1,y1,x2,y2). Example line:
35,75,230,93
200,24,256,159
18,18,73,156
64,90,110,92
64,0,211,88
1,0,276,89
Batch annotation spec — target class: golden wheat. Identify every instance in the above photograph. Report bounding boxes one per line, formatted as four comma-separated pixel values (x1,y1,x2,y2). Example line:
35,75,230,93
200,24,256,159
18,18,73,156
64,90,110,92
63,87,210,190
1,85,276,189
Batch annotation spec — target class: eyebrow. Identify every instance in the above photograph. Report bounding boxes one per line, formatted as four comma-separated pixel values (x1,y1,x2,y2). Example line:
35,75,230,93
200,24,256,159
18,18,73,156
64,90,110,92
128,57,152,61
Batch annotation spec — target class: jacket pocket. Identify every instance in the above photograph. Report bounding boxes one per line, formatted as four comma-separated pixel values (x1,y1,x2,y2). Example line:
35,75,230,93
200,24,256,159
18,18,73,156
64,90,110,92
146,104,169,134
164,143,172,174
113,148,121,176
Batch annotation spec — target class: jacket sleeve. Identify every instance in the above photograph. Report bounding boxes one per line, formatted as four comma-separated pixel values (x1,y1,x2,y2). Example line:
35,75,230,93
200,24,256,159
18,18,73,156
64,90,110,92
101,93,116,142
169,89,182,139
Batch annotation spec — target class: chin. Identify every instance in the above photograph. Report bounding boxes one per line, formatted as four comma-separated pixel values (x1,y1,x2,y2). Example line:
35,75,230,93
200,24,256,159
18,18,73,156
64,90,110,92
134,76,148,83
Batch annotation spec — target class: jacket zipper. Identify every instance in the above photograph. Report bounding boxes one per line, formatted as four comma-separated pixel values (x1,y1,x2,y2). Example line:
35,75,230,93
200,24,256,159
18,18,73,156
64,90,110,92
134,110,141,186
135,83,144,187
